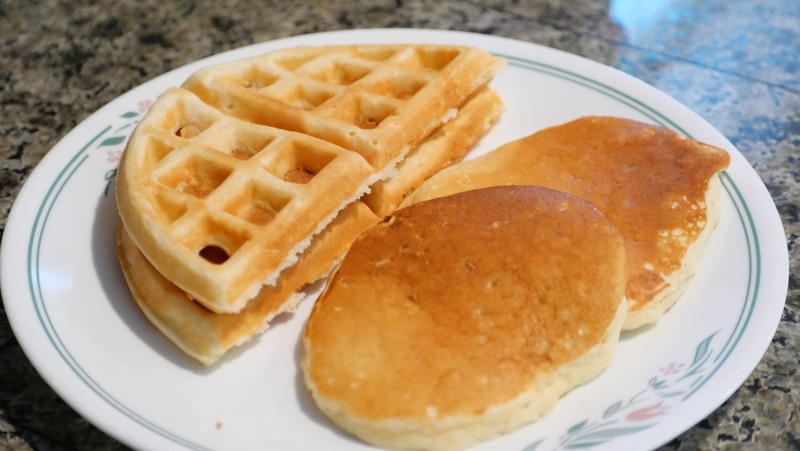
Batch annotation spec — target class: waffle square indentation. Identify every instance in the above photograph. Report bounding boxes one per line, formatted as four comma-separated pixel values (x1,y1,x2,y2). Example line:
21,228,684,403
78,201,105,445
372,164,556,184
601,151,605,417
158,154,233,198
194,123,277,161
360,71,430,101
141,136,176,169
263,82,339,111
222,180,294,226
272,52,320,71
351,46,397,62
399,47,461,71
262,139,341,183
239,66,280,90
181,214,253,265
307,60,373,86
317,93,397,130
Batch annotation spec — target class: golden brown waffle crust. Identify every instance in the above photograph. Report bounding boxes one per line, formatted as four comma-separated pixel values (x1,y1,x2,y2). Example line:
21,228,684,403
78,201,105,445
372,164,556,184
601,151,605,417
116,88,378,314
183,44,506,169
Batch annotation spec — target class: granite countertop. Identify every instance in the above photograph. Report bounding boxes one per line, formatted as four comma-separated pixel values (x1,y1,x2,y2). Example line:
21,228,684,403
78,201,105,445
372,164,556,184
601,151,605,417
1,0,797,449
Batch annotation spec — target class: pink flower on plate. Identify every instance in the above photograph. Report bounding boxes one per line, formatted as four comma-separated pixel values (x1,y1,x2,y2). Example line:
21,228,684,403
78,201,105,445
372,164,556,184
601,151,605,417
107,149,123,163
626,401,669,422
659,362,686,375
138,99,153,113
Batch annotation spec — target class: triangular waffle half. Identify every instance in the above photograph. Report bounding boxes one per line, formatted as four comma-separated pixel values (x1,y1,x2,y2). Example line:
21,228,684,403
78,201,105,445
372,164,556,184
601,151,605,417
116,87,376,314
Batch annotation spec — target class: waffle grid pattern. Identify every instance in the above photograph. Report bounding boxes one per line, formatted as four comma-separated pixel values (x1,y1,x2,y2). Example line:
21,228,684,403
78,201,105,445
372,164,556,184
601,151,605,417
184,45,500,169
118,88,373,312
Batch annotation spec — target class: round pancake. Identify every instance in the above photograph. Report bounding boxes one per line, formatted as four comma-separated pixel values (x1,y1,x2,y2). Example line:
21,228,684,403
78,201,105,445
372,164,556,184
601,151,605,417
403,116,731,330
302,185,627,450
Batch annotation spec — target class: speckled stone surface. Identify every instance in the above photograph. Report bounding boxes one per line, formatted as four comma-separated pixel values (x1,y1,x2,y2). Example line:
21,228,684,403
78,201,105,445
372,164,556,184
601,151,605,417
1,0,797,449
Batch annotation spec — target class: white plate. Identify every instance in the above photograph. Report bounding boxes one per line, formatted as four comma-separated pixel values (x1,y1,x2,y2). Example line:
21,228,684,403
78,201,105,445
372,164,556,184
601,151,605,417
1,29,789,451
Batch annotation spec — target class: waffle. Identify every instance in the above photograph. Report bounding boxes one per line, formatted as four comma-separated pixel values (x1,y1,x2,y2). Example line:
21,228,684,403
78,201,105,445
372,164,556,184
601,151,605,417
183,44,505,170
118,45,503,314
362,87,503,217
116,87,376,313
302,186,627,450
404,116,731,330
116,89,504,365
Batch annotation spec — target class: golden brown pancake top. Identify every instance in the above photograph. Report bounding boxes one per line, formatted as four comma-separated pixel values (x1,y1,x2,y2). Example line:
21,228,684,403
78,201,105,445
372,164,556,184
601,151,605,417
304,185,626,420
405,116,731,310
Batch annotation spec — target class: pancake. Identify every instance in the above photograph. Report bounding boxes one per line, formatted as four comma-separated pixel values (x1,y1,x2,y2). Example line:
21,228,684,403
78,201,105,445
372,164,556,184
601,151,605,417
403,116,731,330
302,185,627,450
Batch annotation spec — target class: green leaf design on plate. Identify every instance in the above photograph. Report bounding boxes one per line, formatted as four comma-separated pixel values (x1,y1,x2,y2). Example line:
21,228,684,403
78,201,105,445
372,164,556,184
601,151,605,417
120,111,139,118
660,391,686,398
690,333,715,367
566,419,588,435
603,401,623,418
521,439,544,451
648,377,667,390
115,123,135,134
678,331,719,383
564,425,656,448
98,136,127,147
545,331,721,451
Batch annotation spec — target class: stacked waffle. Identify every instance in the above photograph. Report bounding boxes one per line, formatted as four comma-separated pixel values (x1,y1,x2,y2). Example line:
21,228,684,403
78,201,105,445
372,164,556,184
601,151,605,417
116,44,505,365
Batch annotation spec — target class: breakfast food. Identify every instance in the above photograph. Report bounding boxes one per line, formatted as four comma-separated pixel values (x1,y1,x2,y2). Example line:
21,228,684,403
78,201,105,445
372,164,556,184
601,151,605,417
116,87,503,365
117,44,504,314
302,186,628,450
116,87,375,314
183,44,504,171
404,116,731,330
117,201,378,366
362,86,503,217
